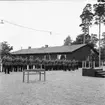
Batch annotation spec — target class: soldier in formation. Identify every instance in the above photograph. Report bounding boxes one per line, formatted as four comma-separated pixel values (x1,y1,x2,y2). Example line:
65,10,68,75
2,56,79,72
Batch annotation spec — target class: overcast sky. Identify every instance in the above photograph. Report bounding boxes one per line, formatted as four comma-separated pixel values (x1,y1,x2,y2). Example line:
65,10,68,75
0,0,102,51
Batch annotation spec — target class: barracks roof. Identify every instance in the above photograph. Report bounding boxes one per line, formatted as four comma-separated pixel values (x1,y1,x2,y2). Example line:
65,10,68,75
12,44,87,55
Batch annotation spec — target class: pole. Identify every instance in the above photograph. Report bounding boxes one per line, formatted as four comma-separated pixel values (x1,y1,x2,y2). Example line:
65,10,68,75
99,18,101,67
0,43,2,72
84,33,85,44
83,20,86,44
88,23,89,36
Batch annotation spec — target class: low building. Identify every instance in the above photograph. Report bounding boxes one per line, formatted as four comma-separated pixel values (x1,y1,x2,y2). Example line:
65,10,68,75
12,44,98,62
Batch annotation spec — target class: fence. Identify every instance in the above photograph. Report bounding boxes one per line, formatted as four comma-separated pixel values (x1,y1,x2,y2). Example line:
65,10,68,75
82,61,104,68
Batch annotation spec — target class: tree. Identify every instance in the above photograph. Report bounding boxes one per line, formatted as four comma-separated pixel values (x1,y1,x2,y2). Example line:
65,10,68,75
64,36,72,46
100,32,105,61
101,32,105,47
93,3,105,66
0,41,13,59
90,33,98,47
98,0,105,2
80,3,94,44
72,33,98,48
93,3,105,25
72,34,91,44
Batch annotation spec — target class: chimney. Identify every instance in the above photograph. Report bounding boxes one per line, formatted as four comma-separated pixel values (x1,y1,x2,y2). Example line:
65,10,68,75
45,45,48,48
28,46,31,49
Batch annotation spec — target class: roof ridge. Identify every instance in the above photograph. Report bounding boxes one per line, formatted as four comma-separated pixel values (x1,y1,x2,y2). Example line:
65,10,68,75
12,44,87,54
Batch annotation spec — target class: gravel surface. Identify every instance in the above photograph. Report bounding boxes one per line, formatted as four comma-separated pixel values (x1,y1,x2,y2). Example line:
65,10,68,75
0,69,105,105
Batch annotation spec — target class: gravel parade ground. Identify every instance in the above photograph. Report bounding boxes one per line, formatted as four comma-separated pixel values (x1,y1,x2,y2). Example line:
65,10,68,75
0,68,105,105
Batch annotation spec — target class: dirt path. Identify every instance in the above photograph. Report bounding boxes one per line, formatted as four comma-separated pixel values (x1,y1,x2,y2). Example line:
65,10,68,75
0,69,105,105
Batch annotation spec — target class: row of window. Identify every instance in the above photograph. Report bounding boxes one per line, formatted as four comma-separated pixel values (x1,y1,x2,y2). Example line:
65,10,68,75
44,54,66,60
30,54,67,60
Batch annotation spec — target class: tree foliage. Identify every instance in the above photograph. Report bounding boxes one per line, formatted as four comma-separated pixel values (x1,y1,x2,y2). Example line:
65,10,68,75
80,4,94,35
93,3,105,27
90,34,98,47
101,32,105,47
72,34,91,44
72,33,98,48
93,3,105,63
100,32,105,60
64,36,72,46
93,3,105,20
0,41,13,59
98,0,105,2
79,4,94,45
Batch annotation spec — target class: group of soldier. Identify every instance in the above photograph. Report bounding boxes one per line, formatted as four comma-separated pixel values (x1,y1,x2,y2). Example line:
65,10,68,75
43,60,79,71
2,55,80,73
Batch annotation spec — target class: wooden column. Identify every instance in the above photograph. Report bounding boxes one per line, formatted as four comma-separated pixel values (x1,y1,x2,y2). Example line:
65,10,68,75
84,61,86,68
82,61,84,69
33,65,35,69
40,64,42,69
89,62,90,68
93,61,95,68
102,61,103,67
0,63,2,72
44,70,46,81
27,65,29,70
39,72,41,81
27,71,29,83
23,71,25,82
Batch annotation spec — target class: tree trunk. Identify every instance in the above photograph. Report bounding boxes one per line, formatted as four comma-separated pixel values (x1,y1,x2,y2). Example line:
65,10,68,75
99,17,101,67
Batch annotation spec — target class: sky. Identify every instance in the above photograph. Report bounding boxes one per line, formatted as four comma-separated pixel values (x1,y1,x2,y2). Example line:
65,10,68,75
0,0,102,51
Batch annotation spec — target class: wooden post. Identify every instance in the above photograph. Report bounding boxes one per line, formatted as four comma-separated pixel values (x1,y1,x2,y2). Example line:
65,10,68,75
0,62,2,72
84,61,86,68
27,71,29,83
82,61,84,69
0,58,2,72
40,64,42,69
39,72,41,81
44,70,46,81
33,65,35,69
21,67,23,72
102,61,103,67
89,62,90,68
23,71,25,82
93,61,95,68
12,67,14,72
27,65,29,70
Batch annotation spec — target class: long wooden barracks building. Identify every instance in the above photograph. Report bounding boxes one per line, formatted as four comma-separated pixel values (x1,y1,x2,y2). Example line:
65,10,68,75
12,44,98,62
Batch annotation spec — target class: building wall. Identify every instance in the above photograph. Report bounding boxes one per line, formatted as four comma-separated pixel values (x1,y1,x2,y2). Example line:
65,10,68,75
32,54,45,59
66,45,98,61
13,54,45,60
48,46,93,61
33,54,57,60
17,54,57,60
50,54,57,60
13,45,98,61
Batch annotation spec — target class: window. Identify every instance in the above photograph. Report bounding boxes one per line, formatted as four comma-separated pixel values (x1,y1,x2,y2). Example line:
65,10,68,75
57,54,66,60
57,55,61,60
44,54,51,60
